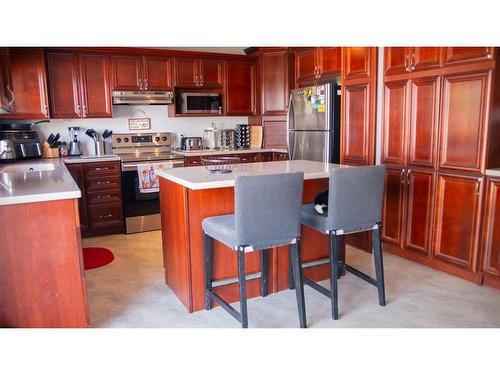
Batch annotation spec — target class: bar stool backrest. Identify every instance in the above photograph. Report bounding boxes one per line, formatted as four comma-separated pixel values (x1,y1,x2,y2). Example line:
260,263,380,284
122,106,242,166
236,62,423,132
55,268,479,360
327,165,386,234
235,172,304,248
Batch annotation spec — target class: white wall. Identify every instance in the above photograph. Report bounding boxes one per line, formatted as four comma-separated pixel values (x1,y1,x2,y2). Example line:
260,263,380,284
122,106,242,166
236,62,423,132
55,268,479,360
34,105,248,155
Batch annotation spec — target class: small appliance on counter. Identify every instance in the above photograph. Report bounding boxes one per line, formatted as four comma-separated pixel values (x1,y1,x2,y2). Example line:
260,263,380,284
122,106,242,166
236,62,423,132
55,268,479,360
85,128,105,156
180,136,203,151
235,124,250,149
0,122,45,161
202,124,220,150
219,129,235,150
68,126,82,156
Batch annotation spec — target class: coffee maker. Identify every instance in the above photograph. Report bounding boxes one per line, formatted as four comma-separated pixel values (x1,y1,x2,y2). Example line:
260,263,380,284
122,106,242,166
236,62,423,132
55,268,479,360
68,126,82,156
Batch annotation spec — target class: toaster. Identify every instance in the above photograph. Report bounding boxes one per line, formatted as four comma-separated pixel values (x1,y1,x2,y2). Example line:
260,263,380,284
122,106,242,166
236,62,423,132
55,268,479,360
180,137,203,151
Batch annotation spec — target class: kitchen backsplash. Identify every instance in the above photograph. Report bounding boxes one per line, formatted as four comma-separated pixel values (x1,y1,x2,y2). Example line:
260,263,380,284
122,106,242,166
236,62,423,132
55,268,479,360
3,106,248,155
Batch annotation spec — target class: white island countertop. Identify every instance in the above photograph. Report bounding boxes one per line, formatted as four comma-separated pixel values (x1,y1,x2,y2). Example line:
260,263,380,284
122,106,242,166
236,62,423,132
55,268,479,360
155,160,351,190
172,147,287,157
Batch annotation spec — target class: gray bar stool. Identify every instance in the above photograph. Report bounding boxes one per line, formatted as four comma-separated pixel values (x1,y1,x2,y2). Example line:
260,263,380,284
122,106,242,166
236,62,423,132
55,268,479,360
202,172,306,328
298,165,387,320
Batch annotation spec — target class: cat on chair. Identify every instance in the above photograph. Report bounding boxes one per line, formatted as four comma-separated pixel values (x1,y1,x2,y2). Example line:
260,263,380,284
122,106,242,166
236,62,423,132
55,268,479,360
314,190,329,215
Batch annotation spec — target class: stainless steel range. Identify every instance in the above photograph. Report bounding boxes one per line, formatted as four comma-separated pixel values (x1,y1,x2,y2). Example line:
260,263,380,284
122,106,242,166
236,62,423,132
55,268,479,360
112,132,184,234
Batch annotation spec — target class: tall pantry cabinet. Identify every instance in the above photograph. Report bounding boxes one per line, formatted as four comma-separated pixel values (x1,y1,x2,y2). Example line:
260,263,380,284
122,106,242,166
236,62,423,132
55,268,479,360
381,47,497,283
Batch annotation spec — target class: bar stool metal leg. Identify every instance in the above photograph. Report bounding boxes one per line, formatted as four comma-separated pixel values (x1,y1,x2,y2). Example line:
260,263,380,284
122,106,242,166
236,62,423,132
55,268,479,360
203,231,213,311
290,238,307,328
329,232,340,320
260,249,269,297
237,249,249,328
288,249,295,290
372,226,386,306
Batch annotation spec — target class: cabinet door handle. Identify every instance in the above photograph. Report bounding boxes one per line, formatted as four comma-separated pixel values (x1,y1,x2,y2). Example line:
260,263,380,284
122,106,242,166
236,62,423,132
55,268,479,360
95,167,109,171
144,78,148,90
194,75,199,86
199,75,203,86
76,104,81,115
410,53,415,71
6,86,15,107
97,180,111,185
406,169,411,184
405,56,409,72
99,214,113,219
317,66,321,78
43,105,48,116
400,168,406,184
139,79,143,90
83,105,88,116
477,177,482,195
97,194,111,199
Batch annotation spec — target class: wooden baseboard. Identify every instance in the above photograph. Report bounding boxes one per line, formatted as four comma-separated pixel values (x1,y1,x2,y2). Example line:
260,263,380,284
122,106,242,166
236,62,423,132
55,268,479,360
81,225,124,238
482,275,500,290
383,242,482,285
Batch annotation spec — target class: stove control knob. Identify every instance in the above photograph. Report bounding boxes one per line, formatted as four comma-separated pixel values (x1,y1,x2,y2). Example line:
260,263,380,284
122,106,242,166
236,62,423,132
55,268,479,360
162,136,168,141
155,136,160,142
124,137,129,143
116,137,122,143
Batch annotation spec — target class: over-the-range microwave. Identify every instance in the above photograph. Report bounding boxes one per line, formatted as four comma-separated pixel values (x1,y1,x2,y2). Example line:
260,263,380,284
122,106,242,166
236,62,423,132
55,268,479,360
178,92,222,114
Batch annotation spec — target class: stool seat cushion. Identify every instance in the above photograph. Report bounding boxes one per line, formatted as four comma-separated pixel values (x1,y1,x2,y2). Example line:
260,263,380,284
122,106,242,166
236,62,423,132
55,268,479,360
300,204,329,234
202,214,297,252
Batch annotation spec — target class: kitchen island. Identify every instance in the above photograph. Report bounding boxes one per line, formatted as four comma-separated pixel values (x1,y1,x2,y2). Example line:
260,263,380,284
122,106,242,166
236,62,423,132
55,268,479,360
156,160,351,312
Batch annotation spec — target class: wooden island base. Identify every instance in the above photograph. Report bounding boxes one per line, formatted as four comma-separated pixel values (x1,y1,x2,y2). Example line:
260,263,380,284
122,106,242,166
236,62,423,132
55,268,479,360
159,177,344,313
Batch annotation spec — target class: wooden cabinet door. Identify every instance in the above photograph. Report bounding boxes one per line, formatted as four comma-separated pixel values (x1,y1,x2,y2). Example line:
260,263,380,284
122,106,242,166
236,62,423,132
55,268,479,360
225,61,256,116
382,80,409,165
317,47,341,78
481,177,500,277
433,172,483,270
111,55,143,90
0,48,14,113
174,57,199,87
443,47,494,66
144,56,172,90
79,54,112,118
342,82,373,165
408,76,439,168
382,167,406,247
410,47,442,72
439,71,491,173
384,47,409,76
66,163,88,230
404,169,434,255
295,48,317,82
262,115,287,148
343,47,373,80
0,48,49,119
261,50,289,115
46,51,81,118
200,59,223,88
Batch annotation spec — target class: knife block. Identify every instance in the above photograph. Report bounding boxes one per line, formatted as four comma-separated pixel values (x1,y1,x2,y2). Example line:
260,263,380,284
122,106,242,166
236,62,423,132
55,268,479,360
42,142,60,158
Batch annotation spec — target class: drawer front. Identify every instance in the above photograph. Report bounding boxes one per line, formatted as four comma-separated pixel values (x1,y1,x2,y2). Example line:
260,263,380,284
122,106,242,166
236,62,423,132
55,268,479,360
85,161,120,177
237,153,259,163
88,204,123,228
87,189,121,206
86,175,121,192
186,156,203,167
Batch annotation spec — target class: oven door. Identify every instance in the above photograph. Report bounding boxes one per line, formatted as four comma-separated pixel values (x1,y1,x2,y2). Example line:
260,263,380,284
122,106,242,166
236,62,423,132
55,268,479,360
121,159,184,233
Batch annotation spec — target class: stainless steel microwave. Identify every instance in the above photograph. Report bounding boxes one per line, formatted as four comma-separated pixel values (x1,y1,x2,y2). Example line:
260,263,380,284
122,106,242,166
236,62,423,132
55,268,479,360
179,92,222,114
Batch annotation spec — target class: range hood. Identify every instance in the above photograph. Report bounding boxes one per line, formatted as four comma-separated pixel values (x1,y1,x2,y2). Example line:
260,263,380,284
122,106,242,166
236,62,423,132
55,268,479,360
112,91,174,105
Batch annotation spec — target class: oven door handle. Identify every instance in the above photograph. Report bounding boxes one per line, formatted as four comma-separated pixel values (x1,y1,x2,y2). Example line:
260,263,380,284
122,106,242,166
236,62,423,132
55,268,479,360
121,160,185,172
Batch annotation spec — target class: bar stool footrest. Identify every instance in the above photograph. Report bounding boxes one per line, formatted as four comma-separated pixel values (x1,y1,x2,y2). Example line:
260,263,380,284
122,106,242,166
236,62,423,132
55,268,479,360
303,277,331,298
207,289,242,323
342,263,378,287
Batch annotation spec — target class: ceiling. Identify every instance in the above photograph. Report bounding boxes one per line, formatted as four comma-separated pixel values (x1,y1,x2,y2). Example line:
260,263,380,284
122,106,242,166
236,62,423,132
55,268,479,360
159,47,247,55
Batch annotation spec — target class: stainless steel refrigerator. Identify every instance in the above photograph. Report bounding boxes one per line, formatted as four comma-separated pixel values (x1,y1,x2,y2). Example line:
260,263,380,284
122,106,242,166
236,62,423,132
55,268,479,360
287,83,341,163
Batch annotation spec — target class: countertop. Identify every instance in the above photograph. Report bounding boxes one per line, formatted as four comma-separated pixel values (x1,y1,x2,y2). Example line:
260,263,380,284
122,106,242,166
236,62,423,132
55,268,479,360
0,155,120,206
155,159,350,190
486,169,500,178
0,158,81,206
172,148,287,157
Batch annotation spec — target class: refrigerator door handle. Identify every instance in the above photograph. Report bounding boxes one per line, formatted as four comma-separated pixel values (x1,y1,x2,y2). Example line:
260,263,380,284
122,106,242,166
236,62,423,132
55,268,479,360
286,93,294,132
288,130,296,160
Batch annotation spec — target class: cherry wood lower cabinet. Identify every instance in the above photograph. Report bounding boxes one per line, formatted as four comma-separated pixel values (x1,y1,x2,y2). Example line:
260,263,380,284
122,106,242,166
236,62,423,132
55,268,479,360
65,161,124,237
480,176,500,289
184,151,286,167
159,177,332,312
0,199,89,328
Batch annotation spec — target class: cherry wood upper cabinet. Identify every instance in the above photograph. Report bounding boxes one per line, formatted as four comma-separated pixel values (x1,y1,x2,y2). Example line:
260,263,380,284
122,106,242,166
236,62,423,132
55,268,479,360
433,172,483,271
144,56,172,90
46,51,81,118
481,177,500,278
295,48,317,83
111,55,143,90
411,47,442,72
79,54,112,118
404,169,435,255
444,47,494,66
317,47,341,78
225,60,256,116
174,57,199,88
342,82,373,165
200,59,223,88
384,47,408,76
382,80,408,165
408,76,440,168
439,70,492,173
0,48,49,119
343,47,374,80
260,49,289,115
382,167,406,247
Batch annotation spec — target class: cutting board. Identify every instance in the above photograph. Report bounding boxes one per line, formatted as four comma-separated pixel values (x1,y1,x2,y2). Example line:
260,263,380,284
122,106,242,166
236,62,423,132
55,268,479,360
250,126,263,149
